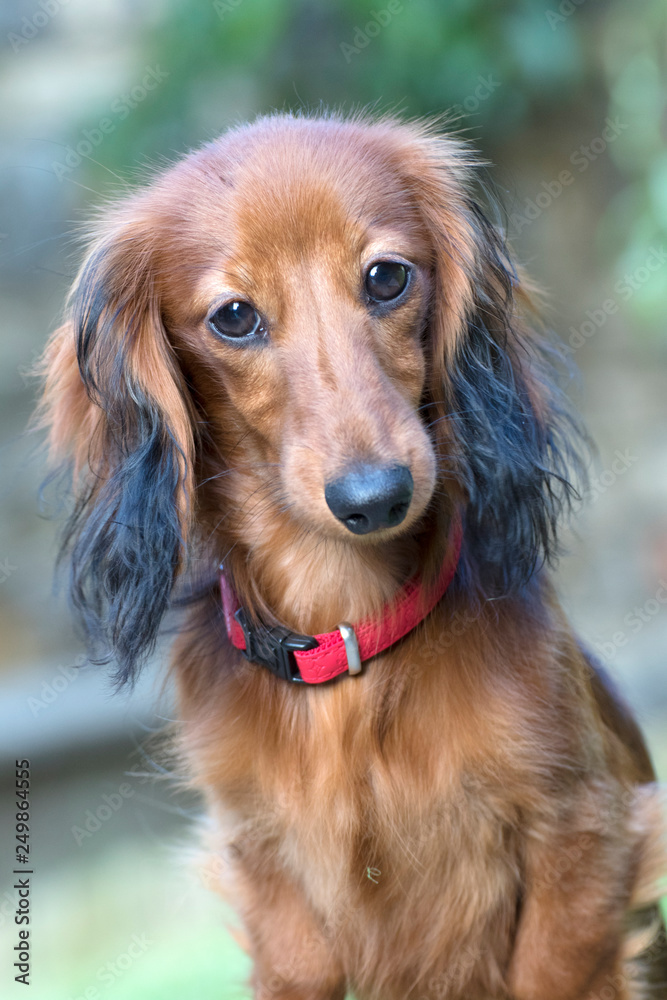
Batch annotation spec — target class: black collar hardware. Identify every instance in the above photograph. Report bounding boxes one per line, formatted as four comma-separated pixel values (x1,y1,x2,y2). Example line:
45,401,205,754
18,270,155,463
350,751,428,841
234,607,319,683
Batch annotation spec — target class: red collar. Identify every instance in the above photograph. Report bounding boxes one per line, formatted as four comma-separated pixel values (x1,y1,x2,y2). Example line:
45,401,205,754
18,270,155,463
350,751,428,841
219,515,462,684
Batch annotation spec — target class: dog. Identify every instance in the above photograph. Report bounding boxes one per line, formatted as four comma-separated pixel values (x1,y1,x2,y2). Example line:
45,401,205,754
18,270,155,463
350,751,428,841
38,112,667,999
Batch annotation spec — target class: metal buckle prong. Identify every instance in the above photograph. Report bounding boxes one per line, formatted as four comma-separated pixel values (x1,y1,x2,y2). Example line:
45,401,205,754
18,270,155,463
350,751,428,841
337,621,362,676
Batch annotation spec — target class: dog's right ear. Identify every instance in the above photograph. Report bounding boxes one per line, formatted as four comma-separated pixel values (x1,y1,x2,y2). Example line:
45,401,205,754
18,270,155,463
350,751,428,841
37,210,195,686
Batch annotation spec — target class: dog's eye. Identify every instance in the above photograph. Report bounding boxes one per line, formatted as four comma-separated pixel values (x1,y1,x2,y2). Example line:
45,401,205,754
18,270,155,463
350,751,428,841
364,261,409,302
208,300,262,340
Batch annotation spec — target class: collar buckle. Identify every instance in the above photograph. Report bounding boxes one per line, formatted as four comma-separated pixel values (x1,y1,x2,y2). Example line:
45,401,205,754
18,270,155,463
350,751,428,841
234,607,318,683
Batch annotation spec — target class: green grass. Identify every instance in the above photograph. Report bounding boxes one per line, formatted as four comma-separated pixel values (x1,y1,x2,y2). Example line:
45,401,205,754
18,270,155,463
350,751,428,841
2,841,251,1000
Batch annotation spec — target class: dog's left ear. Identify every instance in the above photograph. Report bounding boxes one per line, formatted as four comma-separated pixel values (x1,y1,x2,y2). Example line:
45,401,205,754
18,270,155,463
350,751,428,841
402,130,584,593
37,208,195,684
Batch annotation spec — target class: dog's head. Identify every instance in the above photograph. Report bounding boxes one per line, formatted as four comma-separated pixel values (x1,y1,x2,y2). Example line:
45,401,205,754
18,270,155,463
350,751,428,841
39,113,583,683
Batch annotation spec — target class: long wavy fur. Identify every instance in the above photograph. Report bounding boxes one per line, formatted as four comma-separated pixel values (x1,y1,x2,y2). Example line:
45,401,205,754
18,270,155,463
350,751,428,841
443,202,587,595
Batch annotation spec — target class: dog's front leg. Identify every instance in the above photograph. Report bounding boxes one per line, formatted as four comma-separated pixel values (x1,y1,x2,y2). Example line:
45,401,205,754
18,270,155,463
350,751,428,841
507,811,638,1000
233,854,346,1000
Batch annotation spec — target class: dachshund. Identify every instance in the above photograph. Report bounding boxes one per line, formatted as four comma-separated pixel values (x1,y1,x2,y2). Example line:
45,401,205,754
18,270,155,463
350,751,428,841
38,112,667,1000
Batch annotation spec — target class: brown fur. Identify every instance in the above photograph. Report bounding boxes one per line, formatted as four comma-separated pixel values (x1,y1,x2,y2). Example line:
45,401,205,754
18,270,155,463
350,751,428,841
39,113,666,999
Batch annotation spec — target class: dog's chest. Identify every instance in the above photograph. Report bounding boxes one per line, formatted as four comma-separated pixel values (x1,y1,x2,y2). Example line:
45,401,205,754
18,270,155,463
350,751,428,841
252,677,522,965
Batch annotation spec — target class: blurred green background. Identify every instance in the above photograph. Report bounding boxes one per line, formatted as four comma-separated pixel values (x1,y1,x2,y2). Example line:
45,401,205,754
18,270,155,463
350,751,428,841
0,0,666,997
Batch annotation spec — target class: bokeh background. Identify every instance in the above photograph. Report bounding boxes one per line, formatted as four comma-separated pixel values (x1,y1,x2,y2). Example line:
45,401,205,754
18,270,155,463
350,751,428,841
0,1,666,997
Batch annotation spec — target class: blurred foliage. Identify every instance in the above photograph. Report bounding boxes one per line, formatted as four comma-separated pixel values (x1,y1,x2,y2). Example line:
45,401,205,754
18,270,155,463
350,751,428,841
74,0,666,336
599,0,667,334
95,0,594,166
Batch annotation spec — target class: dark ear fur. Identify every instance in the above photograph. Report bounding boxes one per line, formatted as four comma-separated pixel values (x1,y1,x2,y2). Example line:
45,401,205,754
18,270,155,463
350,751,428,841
444,203,586,594
41,223,194,686
393,126,585,593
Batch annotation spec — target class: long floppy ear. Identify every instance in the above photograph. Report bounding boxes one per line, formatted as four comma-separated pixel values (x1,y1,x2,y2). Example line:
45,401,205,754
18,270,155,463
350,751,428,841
37,211,195,685
401,128,586,594
444,204,585,593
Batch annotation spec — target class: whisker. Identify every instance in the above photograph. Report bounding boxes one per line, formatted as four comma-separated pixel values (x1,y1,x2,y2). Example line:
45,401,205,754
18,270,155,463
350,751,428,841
197,461,282,488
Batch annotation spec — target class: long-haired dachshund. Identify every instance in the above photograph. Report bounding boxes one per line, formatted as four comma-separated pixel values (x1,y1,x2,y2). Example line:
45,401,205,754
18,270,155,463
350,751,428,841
38,112,666,999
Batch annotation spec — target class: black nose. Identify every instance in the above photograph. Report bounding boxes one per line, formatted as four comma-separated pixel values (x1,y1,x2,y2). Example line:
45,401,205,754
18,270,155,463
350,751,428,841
325,464,414,535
